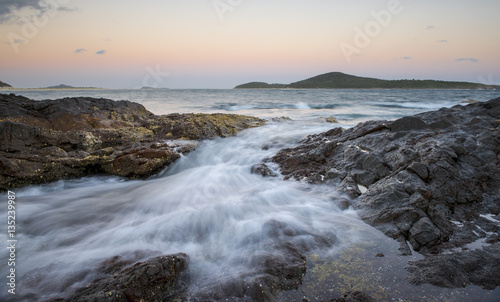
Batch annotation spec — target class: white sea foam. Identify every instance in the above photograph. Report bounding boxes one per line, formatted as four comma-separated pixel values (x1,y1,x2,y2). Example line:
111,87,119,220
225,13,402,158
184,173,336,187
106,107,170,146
294,102,312,109
1,88,499,300
0,122,387,300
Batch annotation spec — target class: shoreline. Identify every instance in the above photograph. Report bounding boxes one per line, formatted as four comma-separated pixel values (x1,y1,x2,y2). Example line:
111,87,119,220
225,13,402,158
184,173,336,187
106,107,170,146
0,87,105,91
234,87,499,90
1,94,499,301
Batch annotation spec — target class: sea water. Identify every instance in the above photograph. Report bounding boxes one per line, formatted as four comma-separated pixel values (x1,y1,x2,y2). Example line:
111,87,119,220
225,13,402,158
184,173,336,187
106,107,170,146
1,89,499,301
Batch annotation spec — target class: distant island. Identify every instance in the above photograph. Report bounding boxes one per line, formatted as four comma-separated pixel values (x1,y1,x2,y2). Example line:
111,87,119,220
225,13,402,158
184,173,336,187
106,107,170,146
0,82,102,90
235,72,499,90
46,84,75,89
0,80,12,88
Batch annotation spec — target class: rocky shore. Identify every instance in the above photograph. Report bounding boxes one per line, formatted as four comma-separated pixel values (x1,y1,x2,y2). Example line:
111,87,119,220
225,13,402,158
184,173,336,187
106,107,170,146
0,94,264,191
269,97,500,291
3,94,500,301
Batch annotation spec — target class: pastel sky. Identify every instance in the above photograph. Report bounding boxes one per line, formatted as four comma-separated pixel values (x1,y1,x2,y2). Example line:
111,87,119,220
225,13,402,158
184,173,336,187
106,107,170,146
1,0,499,88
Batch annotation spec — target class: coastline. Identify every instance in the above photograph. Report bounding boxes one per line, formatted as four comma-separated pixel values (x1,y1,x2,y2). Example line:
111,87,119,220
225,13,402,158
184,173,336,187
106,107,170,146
0,87,105,91
234,87,499,90
1,93,499,301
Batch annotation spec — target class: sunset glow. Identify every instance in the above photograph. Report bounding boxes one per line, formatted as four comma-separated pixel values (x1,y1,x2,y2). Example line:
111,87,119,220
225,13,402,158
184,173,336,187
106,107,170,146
1,0,499,88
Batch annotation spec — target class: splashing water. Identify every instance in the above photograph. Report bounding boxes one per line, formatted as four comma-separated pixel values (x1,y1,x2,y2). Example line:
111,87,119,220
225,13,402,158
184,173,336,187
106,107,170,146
0,121,390,300
2,89,499,301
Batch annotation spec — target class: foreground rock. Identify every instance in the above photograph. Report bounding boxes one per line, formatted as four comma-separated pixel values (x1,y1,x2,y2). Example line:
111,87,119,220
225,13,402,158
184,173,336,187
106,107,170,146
407,242,500,289
43,219,336,302
188,219,336,301
51,253,190,302
0,94,264,191
330,291,380,302
270,98,500,289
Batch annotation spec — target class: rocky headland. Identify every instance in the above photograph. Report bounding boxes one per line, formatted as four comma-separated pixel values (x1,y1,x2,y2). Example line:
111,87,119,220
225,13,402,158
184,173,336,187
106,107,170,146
0,93,264,191
4,94,500,301
269,97,500,291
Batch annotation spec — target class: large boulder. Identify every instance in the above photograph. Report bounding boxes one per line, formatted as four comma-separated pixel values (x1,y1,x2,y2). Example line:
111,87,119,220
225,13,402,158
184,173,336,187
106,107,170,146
56,253,190,302
0,94,264,190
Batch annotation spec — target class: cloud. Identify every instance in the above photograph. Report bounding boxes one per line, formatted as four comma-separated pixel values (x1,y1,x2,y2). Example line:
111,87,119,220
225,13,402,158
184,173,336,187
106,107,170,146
393,56,412,61
96,49,107,55
0,0,76,23
437,40,448,43
0,0,41,16
426,25,435,30
455,58,479,63
74,48,87,54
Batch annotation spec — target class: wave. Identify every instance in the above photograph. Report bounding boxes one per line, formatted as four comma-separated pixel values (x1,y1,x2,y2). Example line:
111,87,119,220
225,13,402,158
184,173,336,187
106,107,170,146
294,102,311,109
367,101,449,110
213,102,340,111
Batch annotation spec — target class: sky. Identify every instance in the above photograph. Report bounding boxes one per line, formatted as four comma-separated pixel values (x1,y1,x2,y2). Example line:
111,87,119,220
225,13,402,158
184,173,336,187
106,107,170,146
0,0,499,89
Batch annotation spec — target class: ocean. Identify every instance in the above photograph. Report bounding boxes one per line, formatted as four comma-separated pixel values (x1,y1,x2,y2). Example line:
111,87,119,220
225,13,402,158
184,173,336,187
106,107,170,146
1,89,499,301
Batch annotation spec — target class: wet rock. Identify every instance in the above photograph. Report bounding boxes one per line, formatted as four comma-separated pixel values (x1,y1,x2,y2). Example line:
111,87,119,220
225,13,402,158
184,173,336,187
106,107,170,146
272,98,500,256
330,291,380,302
251,163,277,177
189,247,306,302
189,219,336,301
58,253,189,302
390,116,429,132
407,243,500,290
0,94,265,191
408,217,441,248
407,161,428,180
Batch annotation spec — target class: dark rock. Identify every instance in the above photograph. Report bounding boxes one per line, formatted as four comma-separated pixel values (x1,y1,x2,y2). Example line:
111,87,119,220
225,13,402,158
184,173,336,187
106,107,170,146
429,119,454,130
408,217,441,248
330,291,380,302
189,219,337,301
0,94,265,191
251,163,277,177
390,116,429,132
407,161,428,180
407,243,500,290
272,98,500,256
58,253,189,302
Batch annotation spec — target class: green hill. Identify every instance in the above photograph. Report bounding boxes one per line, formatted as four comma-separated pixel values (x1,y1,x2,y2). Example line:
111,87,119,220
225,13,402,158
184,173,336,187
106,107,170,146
0,80,12,88
235,82,288,89
235,72,498,89
46,84,74,89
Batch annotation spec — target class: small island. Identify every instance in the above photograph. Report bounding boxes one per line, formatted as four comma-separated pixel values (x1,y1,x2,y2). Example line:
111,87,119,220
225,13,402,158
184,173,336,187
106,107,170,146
0,80,12,88
235,72,500,90
0,82,103,90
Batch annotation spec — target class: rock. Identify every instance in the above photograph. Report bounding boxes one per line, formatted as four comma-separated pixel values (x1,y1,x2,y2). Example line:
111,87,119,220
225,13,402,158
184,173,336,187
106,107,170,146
271,98,500,256
407,161,428,180
330,291,380,302
189,219,336,301
407,243,500,290
57,253,190,302
408,217,441,248
251,163,277,177
390,116,429,132
326,116,338,123
0,94,265,191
